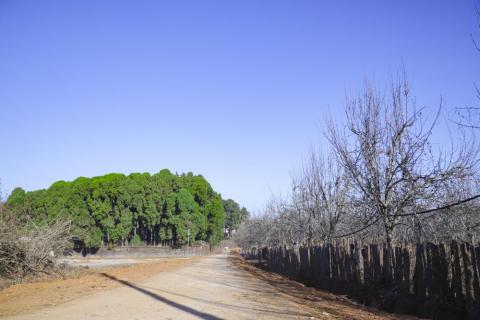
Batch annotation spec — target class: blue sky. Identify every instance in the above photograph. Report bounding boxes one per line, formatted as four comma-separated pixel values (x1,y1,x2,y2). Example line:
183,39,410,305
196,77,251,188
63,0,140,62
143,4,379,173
0,0,479,212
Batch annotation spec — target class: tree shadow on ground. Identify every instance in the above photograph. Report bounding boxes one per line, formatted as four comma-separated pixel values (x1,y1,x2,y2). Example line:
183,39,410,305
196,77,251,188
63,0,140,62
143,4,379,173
101,271,311,318
100,273,222,320
137,284,312,318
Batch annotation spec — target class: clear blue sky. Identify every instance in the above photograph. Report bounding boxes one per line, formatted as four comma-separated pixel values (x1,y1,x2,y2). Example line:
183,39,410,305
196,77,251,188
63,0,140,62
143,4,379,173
1,0,479,212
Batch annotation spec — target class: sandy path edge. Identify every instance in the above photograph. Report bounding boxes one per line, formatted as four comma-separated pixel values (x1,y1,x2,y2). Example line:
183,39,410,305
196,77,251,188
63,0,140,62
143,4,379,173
0,256,202,317
2,254,419,319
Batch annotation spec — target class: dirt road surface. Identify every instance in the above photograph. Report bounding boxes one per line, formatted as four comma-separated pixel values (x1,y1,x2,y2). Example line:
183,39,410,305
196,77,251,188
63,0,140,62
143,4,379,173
3,254,412,320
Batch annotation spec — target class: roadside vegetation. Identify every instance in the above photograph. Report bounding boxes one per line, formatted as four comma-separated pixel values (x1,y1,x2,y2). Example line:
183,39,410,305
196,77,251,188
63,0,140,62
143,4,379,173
1,170,249,281
236,75,480,248
234,76,480,318
223,198,249,237
0,206,71,279
5,170,248,250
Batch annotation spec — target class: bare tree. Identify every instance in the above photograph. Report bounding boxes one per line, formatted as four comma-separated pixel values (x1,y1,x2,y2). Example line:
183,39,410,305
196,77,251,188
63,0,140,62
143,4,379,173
236,75,479,251
402,177,480,243
455,90,480,129
234,147,351,249
291,149,349,243
455,6,480,129
326,76,478,246
234,214,273,249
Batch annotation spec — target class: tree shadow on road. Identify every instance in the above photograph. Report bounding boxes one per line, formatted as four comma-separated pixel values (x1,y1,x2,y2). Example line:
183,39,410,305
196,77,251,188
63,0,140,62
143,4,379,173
137,284,312,318
100,273,222,320
101,271,311,318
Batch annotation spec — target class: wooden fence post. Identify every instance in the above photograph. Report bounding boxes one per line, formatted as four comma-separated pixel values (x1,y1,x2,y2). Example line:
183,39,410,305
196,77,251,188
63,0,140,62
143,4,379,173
394,246,403,286
403,246,411,294
362,244,371,288
461,242,474,303
251,240,480,318
450,241,464,309
470,243,480,300
382,243,393,284
371,244,381,283
414,243,426,301
437,243,450,299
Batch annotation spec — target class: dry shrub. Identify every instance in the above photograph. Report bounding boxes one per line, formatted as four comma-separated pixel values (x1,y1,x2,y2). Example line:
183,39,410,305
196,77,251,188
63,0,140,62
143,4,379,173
229,247,241,254
0,209,71,279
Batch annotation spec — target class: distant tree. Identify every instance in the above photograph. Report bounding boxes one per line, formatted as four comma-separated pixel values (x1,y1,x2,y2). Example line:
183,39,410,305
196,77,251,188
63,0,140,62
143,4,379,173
6,169,234,249
239,207,249,224
290,149,349,243
205,195,225,245
6,187,26,208
166,188,204,245
223,199,249,237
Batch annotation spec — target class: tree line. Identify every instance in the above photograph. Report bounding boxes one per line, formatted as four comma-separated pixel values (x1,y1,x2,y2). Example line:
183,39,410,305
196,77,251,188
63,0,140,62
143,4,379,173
235,76,480,249
6,169,248,248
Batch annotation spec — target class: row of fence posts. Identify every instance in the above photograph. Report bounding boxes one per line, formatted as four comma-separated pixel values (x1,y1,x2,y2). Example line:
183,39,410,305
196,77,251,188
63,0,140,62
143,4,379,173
248,241,480,319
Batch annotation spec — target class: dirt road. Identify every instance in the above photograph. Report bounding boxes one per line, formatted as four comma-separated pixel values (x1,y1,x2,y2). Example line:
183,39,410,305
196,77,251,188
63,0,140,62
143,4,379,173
3,254,410,320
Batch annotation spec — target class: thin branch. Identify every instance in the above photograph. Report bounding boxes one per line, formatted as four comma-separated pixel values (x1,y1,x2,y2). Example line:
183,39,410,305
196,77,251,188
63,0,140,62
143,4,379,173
396,194,480,217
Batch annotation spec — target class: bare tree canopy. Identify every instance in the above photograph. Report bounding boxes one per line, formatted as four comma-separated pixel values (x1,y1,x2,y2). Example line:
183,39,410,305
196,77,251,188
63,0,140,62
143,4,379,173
235,75,480,249
327,77,478,245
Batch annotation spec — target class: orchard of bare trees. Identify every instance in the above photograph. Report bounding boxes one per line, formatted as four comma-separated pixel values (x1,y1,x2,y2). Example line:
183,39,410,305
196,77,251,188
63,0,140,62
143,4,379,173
235,76,480,249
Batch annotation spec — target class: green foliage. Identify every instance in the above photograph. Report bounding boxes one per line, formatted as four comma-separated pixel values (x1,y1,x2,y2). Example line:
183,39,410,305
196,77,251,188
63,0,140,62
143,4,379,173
6,187,26,208
131,234,143,246
83,226,103,248
6,170,237,248
206,195,225,245
223,198,249,236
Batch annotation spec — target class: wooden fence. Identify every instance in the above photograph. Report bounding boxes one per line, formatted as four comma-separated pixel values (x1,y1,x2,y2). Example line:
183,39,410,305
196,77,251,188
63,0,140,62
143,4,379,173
70,244,211,257
249,241,480,319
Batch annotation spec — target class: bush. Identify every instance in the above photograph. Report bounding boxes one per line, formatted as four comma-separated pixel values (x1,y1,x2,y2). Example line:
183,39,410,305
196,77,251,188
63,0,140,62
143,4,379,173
0,208,71,279
131,234,143,246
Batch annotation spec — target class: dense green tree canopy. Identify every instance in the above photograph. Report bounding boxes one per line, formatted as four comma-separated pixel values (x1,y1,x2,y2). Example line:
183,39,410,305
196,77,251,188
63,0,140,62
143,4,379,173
7,170,232,248
223,198,249,236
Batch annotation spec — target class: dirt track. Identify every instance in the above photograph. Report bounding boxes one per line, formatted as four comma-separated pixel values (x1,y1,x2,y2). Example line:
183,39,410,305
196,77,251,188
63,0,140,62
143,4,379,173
3,254,413,320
